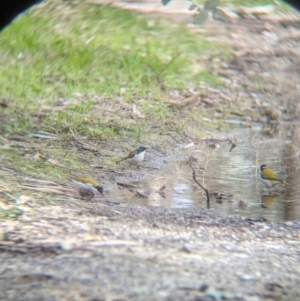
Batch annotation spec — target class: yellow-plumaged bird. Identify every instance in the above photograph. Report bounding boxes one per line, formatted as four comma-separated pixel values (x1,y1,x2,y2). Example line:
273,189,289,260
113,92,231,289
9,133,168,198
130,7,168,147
260,164,288,187
71,177,104,200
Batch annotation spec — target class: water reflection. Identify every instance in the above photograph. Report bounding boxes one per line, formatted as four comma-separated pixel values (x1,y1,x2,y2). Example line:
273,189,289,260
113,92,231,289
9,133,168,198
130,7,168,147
114,123,300,222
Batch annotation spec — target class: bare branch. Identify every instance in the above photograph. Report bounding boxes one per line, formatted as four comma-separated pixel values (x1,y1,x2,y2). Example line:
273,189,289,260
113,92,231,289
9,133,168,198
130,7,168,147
189,156,210,209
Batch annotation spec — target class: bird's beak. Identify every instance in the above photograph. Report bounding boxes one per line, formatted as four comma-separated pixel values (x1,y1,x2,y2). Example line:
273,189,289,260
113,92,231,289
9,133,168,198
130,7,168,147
96,186,104,196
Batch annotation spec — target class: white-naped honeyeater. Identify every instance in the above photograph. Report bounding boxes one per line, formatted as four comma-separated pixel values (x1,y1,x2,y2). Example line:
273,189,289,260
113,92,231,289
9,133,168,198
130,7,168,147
260,164,288,187
71,177,104,200
116,146,147,166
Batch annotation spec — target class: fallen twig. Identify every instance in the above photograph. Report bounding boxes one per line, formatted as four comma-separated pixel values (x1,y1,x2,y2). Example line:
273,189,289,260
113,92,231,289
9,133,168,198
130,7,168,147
31,133,58,139
18,185,73,195
229,139,236,152
68,129,99,152
184,133,237,152
189,156,210,209
279,32,300,42
206,87,232,102
117,182,138,189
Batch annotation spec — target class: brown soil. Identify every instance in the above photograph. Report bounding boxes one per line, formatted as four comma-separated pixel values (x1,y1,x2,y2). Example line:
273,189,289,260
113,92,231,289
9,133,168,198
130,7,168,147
1,7,300,301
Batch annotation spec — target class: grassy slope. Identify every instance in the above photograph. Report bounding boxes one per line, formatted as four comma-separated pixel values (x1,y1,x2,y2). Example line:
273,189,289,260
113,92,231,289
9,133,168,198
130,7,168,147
0,0,228,137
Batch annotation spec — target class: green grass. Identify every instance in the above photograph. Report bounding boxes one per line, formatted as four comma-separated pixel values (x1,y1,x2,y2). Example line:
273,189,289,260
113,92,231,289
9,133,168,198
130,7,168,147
1,142,86,178
220,0,274,6
0,208,22,220
195,0,281,7
0,0,229,137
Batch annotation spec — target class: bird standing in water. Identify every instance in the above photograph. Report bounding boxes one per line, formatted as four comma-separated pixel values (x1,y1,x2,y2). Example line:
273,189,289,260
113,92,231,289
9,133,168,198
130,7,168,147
116,146,147,166
260,164,288,188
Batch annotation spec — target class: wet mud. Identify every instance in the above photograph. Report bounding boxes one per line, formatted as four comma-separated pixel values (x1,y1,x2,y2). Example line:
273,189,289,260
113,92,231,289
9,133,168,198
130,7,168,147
1,7,300,301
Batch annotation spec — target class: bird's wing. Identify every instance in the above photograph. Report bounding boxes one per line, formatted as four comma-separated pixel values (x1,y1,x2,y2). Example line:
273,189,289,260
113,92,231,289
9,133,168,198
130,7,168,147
116,149,136,163
71,179,87,189
263,168,279,181
126,149,137,159
75,177,98,187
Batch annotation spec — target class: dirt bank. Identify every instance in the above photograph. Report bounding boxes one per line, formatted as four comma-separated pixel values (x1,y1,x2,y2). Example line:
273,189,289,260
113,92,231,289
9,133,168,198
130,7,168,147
1,4,300,301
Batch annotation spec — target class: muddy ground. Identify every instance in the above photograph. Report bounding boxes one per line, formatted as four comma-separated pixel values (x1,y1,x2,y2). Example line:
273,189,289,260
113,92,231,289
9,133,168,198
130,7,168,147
1,6,300,301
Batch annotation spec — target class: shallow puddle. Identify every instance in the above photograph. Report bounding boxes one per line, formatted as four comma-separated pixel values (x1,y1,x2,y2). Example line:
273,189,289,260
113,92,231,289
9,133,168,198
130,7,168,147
113,122,300,221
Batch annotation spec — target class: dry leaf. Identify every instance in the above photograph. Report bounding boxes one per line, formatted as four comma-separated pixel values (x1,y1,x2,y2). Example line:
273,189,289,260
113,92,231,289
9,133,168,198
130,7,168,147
33,153,44,160
183,142,195,149
47,158,60,165
208,143,220,150
132,104,145,119
167,94,200,110
17,195,32,204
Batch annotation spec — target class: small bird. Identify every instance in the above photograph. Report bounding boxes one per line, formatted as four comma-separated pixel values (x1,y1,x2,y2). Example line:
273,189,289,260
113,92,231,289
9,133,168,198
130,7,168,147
71,177,104,201
116,146,147,166
260,164,288,188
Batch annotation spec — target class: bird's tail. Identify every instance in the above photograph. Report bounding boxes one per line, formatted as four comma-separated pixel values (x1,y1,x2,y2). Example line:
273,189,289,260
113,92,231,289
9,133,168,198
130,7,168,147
116,158,124,164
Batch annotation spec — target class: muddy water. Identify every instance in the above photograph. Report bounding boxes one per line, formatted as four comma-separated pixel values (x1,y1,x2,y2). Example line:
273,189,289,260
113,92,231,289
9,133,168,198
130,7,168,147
114,122,300,221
